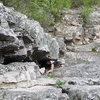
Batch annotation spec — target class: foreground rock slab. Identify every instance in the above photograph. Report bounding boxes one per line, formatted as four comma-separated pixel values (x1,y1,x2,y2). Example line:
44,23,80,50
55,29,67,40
61,85,100,100
0,86,69,100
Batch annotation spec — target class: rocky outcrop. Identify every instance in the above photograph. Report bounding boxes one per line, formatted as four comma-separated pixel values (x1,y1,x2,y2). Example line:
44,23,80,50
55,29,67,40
54,10,84,45
50,8,100,99
0,62,41,88
1,2,100,100
0,62,69,100
0,3,65,99
52,62,100,100
54,8,100,46
0,3,59,64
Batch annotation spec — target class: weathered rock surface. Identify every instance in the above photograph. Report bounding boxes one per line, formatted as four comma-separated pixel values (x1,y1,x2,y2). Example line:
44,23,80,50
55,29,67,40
0,3,59,64
50,62,100,100
54,10,84,45
0,62,41,88
61,85,100,100
0,86,69,100
1,2,100,100
54,8,100,46
52,15,100,98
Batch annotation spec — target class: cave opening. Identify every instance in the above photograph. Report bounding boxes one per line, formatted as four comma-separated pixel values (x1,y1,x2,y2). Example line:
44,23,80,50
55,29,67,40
32,49,52,70
2,49,52,71
36,57,51,71
3,55,26,65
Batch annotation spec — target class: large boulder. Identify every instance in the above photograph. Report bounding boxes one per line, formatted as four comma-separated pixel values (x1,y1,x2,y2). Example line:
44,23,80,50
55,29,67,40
0,3,59,64
0,62,41,88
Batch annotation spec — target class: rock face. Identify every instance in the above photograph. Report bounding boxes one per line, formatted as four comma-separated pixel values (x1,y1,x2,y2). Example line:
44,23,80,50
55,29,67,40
54,8,100,46
0,86,69,100
0,62,41,88
0,3,59,64
54,10,84,45
1,2,100,100
48,8,100,100
0,3,65,100
0,62,69,100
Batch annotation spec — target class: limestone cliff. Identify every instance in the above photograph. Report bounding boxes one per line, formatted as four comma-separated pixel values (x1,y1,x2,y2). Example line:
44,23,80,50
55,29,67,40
0,3,59,64
0,2,100,100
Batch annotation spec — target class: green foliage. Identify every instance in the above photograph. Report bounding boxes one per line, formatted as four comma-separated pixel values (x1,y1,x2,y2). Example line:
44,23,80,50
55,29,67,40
1,0,71,25
85,61,91,64
56,80,66,85
70,0,83,8
83,0,93,7
47,73,54,78
83,0,100,7
81,7,94,24
70,0,100,8
28,0,71,25
92,47,97,52
91,47,100,53
1,0,100,25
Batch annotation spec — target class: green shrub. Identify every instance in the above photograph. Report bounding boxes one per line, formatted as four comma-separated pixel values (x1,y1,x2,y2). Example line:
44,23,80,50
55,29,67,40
81,7,94,24
83,0,100,7
70,0,83,8
28,0,71,25
83,0,93,7
1,0,100,26
1,0,71,25
70,0,100,8
92,47,97,52
56,80,66,85
47,73,54,78
85,61,91,64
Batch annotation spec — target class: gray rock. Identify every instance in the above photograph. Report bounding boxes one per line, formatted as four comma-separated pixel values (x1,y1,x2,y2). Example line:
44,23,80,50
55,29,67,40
0,3,59,64
54,9,84,45
0,62,42,89
1,3,100,100
54,62,100,100
44,33,59,59
65,51,100,65
0,86,69,100
61,85,100,100
64,62,100,78
56,37,66,57
65,41,100,53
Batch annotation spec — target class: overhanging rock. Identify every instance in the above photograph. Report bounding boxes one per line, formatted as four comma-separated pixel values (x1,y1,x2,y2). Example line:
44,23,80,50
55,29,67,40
0,3,59,64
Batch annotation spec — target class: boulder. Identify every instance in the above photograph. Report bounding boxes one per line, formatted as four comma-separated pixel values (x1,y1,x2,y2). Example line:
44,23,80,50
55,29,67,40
0,62,42,89
0,3,59,64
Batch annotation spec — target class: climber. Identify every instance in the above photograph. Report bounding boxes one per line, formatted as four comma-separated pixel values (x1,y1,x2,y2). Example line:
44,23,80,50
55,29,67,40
46,59,64,74
38,55,65,74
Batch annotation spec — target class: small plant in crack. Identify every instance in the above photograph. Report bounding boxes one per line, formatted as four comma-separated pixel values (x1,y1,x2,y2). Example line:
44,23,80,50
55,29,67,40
92,47,97,52
81,7,94,24
47,73,54,78
85,61,91,64
56,80,66,85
